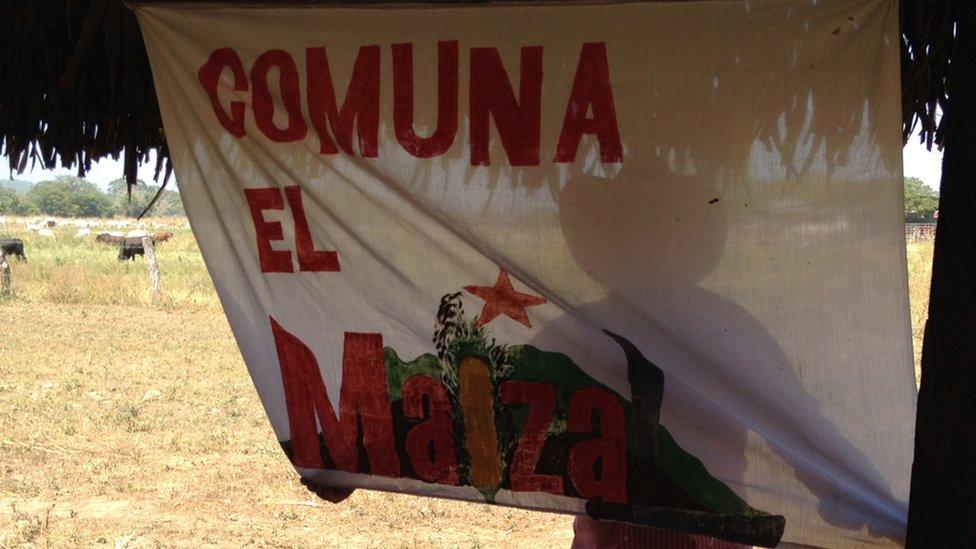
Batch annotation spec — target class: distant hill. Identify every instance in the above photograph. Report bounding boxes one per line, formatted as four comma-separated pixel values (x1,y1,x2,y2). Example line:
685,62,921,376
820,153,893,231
0,179,34,193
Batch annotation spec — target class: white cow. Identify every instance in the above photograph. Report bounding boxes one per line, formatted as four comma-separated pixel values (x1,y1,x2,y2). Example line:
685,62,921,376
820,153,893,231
38,228,55,238
126,229,148,238
75,228,91,238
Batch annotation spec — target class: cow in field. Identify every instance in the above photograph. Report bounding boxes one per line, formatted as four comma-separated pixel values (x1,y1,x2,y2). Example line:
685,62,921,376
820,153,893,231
118,237,145,261
154,232,173,242
0,238,26,261
96,232,126,245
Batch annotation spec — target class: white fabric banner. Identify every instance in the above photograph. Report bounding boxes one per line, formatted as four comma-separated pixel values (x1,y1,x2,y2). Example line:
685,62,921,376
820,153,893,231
136,1,915,546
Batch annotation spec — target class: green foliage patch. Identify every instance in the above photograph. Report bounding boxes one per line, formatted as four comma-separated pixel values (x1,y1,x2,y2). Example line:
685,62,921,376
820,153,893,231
904,177,939,222
0,176,183,218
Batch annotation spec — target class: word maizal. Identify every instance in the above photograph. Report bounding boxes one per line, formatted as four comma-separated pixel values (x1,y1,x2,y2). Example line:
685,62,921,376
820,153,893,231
198,41,623,166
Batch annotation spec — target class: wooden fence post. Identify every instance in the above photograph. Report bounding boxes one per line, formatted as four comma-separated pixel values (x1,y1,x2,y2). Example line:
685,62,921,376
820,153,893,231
141,236,160,295
0,249,9,296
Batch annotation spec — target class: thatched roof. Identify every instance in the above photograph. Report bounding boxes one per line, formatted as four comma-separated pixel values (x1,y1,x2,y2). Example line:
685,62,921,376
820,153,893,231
1,0,168,186
0,0,963,189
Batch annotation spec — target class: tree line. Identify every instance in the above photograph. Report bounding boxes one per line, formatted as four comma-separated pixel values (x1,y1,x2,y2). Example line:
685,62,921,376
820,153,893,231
0,176,184,218
0,174,939,223
904,177,939,223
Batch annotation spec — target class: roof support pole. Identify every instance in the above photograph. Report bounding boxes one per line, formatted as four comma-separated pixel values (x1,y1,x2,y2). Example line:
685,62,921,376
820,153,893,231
906,3,976,546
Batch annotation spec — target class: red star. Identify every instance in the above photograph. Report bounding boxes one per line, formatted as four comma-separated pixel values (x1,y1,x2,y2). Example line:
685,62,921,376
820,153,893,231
464,269,547,328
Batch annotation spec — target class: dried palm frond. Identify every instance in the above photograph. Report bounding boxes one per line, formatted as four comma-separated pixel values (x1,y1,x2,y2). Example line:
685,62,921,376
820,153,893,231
0,0,169,193
0,0,963,191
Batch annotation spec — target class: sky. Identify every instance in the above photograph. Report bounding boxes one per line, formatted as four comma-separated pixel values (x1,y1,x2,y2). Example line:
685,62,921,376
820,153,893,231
3,138,946,193
902,138,944,191
3,151,165,190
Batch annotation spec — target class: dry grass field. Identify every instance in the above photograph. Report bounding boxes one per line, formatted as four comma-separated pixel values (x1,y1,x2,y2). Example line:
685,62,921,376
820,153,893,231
905,241,934,385
0,221,932,547
0,222,574,548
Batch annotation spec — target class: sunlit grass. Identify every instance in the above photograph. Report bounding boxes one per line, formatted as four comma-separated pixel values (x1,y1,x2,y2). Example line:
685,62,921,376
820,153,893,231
906,241,934,384
2,225,215,309
0,219,574,547
0,220,935,545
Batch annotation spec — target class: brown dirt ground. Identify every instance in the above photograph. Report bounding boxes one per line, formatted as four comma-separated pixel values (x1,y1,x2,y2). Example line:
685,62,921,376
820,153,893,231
0,227,930,547
0,302,574,547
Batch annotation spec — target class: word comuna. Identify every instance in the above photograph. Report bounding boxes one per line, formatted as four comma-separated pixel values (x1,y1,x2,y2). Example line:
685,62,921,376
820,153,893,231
198,41,623,166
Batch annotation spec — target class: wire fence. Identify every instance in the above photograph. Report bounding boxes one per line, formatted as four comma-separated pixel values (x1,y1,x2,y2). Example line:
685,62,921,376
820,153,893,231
906,223,937,241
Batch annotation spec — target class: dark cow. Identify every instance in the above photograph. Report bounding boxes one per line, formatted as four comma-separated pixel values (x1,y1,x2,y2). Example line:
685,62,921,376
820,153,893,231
117,238,145,261
96,233,126,245
0,238,26,261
